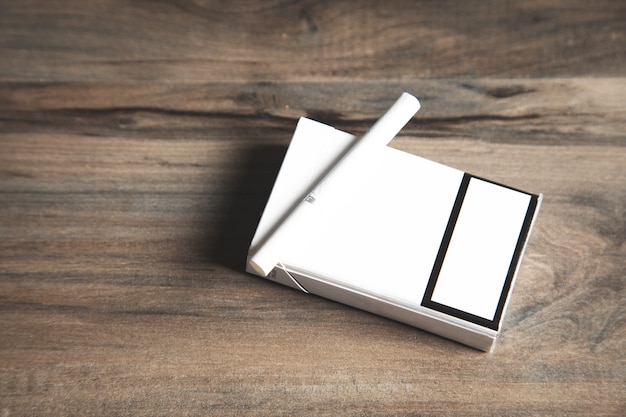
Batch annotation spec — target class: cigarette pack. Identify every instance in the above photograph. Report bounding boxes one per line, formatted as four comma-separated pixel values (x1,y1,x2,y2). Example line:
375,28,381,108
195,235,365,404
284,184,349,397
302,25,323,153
247,115,540,351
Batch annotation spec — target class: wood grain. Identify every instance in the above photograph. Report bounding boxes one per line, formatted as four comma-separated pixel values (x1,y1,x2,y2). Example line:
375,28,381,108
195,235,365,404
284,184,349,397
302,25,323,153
1,1,625,416
0,0,624,81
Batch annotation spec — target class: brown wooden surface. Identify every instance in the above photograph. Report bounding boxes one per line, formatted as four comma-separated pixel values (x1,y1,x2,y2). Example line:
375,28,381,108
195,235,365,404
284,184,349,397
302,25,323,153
1,1,625,416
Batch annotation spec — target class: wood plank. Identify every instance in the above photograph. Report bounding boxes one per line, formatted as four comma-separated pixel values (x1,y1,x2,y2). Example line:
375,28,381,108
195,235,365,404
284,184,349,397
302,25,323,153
0,0,624,81
0,80,624,415
1,0,625,414
1,79,624,145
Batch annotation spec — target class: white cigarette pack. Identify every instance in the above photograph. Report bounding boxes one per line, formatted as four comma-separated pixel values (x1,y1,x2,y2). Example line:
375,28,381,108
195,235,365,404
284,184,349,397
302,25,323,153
247,116,541,351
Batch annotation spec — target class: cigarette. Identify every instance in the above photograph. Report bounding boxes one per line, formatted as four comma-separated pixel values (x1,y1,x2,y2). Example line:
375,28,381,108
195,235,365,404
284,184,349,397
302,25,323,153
248,92,421,277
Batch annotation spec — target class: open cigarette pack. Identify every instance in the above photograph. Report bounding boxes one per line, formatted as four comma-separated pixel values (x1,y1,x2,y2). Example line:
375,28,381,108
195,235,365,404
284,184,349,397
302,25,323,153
247,95,541,351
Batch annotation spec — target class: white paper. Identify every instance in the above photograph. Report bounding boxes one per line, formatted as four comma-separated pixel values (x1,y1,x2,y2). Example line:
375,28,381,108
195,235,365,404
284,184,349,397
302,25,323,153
430,178,531,320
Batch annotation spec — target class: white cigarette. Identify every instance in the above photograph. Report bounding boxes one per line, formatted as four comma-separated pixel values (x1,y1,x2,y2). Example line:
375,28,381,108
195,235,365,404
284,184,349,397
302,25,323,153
248,92,421,277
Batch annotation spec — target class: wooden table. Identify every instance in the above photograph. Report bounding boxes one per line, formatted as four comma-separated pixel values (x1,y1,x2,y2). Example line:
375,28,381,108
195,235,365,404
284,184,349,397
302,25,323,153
1,1,624,415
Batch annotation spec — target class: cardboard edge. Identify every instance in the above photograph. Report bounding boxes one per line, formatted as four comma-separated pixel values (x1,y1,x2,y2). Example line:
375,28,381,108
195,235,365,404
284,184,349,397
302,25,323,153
287,269,496,352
